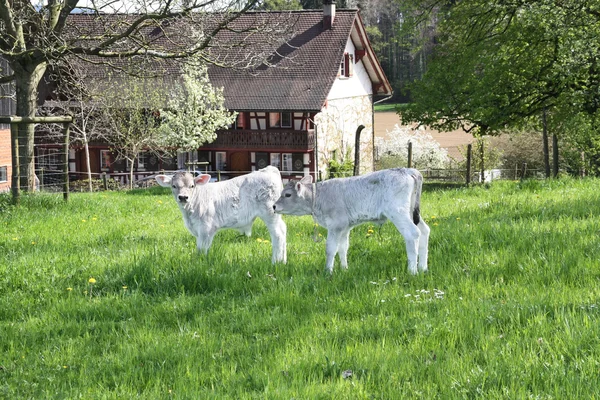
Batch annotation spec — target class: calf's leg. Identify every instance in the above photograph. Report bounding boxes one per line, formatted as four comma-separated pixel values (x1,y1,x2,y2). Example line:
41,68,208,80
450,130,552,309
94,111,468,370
416,218,430,272
263,214,287,264
388,213,421,275
325,229,341,274
337,228,351,270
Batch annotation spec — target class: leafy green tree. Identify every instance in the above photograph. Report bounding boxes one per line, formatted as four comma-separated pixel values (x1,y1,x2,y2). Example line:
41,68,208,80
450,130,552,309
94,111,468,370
396,0,600,174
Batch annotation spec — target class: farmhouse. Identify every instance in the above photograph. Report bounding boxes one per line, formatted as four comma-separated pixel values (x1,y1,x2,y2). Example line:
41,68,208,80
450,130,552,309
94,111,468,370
54,4,389,183
1,3,392,188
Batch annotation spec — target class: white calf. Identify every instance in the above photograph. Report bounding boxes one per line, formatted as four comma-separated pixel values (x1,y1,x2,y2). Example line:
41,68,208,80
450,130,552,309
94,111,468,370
156,166,287,264
273,168,429,274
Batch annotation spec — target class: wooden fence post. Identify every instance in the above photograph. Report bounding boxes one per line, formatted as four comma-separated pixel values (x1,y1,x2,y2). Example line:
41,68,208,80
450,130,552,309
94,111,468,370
407,142,413,168
353,125,365,176
102,172,108,191
466,143,472,185
62,122,70,201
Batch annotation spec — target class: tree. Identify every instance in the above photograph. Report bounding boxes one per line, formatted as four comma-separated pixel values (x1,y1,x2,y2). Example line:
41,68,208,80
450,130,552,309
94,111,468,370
39,63,111,192
158,60,237,151
398,0,600,136
95,76,167,189
0,0,291,190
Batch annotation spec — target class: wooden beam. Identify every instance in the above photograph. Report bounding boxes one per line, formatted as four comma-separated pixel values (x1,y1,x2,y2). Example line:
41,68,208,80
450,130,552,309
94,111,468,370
0,116,73,124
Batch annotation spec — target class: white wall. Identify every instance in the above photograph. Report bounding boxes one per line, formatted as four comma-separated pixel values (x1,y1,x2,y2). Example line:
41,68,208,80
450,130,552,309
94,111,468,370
313,38,375,178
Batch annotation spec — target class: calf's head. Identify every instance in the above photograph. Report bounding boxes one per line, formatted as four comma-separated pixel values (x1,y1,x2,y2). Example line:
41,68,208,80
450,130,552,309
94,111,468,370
155,172,211,204
273,174,313,215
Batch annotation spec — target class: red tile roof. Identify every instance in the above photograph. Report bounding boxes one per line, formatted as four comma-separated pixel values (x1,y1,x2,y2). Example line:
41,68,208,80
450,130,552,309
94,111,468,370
63,9,391,112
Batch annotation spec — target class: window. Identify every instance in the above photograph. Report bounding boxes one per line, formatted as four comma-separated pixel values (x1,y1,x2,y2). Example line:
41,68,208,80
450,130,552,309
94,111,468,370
0,166,7,183
269,112,292,128
38,148,60,171
339,53,354,78
270,153,281,169
215,152,227,170
281,113,292,128
281,153,293,172
100,150,111,171
138,152,148,171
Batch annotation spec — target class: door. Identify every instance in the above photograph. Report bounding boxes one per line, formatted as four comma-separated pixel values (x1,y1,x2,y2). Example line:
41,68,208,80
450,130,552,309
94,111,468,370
229,151,250,175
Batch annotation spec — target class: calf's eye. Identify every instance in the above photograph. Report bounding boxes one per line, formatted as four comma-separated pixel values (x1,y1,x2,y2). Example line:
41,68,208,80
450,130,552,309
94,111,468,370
285,193,291,198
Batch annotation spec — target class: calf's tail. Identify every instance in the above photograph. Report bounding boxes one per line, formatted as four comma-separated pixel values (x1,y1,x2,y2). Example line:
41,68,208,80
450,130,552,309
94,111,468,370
411,171,423,225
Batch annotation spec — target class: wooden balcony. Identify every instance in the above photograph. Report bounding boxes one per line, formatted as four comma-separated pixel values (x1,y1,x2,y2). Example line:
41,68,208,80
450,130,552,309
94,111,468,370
203,129,315,150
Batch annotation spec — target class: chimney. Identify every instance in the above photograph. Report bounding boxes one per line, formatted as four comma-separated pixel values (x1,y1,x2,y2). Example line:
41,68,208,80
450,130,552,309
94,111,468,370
323,0,335,30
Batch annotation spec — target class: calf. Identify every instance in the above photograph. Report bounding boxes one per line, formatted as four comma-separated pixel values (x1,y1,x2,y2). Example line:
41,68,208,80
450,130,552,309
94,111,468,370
156,166,287,264
273,168,429,274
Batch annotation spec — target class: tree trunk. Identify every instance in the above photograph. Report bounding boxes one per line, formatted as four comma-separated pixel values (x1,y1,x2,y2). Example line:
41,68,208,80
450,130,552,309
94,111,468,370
129,158,135,189
83,132,93,192
14,61,48,191
542,109,550,178
552,134,559,177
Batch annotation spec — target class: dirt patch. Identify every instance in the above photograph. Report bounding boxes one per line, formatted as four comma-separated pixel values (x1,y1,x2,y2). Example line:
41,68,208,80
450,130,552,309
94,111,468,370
374,112,474,160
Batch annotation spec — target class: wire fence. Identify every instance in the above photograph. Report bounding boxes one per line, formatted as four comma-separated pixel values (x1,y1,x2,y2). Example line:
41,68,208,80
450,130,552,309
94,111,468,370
2,124,552,204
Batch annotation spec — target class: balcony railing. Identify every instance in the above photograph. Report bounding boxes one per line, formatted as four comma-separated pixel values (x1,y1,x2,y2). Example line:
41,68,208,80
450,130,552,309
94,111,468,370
203,129,315,150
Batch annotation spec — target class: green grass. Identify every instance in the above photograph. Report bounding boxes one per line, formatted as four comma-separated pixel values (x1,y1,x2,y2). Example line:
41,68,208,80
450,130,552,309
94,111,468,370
1,178,600,398
374,102,409,112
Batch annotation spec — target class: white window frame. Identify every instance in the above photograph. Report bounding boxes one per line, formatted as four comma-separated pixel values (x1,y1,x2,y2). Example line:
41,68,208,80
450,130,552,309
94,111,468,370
270,153,281,169
281,153,292,172
0,166,7,183
215,152,227,171
137,152,148,171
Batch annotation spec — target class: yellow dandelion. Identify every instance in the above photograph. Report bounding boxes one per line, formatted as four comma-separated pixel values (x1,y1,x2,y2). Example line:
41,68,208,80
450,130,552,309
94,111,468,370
92,217,97,221
433,223,439,226
430,216,436,219
158,200,163,204
456,217,461,220
67,287,73,291
122,286,128,290
88,277,96,284
12,237,18,241
367,229,374,234
63,366,68,369
81,219,87,222
256,238,264,243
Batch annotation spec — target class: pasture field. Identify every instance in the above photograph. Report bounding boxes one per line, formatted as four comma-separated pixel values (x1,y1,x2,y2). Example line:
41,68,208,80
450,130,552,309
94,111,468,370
1,178,599,399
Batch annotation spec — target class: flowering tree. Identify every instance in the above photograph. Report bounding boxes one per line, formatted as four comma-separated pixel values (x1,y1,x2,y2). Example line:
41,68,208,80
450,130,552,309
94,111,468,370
375,124,449,170
159,61,237,151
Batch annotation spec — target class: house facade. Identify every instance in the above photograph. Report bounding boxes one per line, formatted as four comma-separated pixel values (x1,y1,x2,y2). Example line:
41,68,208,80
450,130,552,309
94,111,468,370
0,56,14,192
34,4,391,185
0,126,10,193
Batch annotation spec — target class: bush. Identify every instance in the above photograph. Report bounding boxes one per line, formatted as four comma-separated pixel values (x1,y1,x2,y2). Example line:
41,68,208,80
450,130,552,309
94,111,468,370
375,125,449,170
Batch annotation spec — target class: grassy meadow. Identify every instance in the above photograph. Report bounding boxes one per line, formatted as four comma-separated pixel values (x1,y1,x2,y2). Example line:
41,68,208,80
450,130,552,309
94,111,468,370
1,178,600,398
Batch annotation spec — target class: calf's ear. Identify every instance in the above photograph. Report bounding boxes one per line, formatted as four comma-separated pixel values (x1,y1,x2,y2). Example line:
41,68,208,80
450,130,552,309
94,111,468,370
300,175,313,185
155,175,172,187
195,174,212,186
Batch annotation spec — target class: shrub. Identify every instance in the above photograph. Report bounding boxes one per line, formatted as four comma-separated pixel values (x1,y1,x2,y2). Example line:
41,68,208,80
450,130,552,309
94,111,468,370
375,125,449,170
